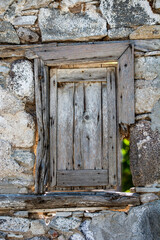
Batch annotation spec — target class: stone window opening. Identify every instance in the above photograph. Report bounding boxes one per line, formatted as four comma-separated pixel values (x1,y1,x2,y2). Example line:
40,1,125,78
32,41,135,195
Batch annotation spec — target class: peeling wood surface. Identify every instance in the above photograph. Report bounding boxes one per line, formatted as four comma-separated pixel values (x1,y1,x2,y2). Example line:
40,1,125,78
34,59,50,194
0,192,140,210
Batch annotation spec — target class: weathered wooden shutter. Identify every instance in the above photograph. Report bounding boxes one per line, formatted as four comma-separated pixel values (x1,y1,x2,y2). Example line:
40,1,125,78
50,67,117,188
34,59,50,194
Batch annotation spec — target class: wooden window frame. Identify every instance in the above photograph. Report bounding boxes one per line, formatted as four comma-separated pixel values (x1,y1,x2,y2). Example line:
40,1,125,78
33,41,134,194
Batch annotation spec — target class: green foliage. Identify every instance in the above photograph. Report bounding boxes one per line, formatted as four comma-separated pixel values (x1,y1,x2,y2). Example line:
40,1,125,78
121,139,133,192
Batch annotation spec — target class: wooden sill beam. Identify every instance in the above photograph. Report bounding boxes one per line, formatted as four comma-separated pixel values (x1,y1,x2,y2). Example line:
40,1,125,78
0,192,140,211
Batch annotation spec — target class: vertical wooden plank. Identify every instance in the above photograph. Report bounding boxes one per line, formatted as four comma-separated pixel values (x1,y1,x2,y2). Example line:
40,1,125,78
81,82,102,169
74,83,84,170
34,58,43,194
117,129,122,190
118,45,134,124
34,59,49,194
57,81,74,170
116,67,122,190
50,69,57,187
101,77,109,170
42,64,50,190
107,67,117,186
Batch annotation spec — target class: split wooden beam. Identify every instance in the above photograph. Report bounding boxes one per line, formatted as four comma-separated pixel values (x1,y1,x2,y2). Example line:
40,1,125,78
0,192,140,211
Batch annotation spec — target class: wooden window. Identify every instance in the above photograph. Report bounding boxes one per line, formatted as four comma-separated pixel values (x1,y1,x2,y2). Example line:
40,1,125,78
33,42,134,194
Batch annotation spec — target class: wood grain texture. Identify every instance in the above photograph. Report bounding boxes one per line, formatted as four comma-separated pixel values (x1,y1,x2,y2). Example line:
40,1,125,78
56,68,107,82
34,59,43,193
34,59,50,194
57,82,74,170
0,40,160,59
49,67,119,188
50,69,57,187
102,81,109,170
107,68,117,186
31,42,128,65
82,82,102,169
118,45,135,124
0,192,140,210
57,170,108,186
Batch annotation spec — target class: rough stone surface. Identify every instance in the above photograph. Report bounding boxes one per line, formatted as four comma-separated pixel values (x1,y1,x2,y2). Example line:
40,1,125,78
0,87,24,115
21,9,39,16
0,186,28,194
100,0,160,28
13,16,37,26
30,220,46,235
0,0,14,16
39,8,107,42
0,177,34,188
89,201,160,240
130,25,160,39
0,140,28,180
130,121,160,186
26,237,50,240
56,212,72,217
135,56,160,80
49,217,81,232
80,220,94,240
83,212,101,218
135,81,160,114
0,62,10,75
17,27,39,43
22,0,52,10
153,0,160,9
26,237,49,240
3,0,28,23
0,111,35,148
12,150,35,171
9,60,34,103
108,27,133,39
0,217,30,232
7,233,24,238
0,140,34,190
58,236,65,240
0,21,20,44
151,99,160,132
140,193,159,204
70,233,85,240
14,211,29,218
135,56,160,114
0,62,10,89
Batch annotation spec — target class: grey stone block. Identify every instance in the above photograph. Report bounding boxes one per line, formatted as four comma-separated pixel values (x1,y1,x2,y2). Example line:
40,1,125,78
9,60,34,103
100,0,160,28
89,201,160,240
49,217,81,232
0,21,20,44
17,27,39,43
130,121,160,186
39,8,107,42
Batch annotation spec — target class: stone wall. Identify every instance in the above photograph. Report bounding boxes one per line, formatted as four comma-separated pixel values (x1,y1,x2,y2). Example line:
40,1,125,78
0,200,160,240
0,0,160,239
